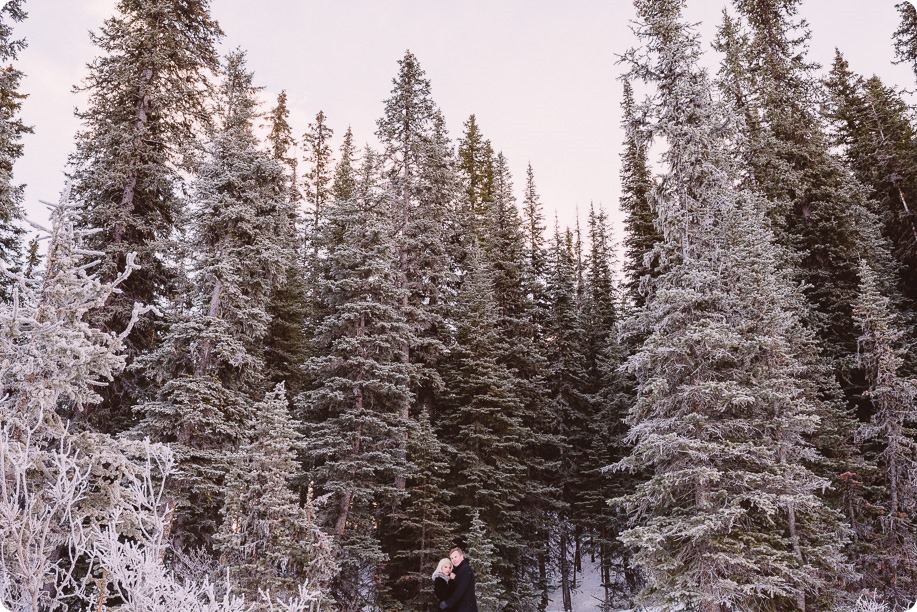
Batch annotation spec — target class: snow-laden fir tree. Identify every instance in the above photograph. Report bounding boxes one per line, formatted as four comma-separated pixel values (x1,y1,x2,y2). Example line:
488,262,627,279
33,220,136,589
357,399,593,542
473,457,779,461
302,110,333,256
262,91,310,400
298,148,416,609
437,243,534,598
332,126,357,203
722,0,899,375
544,225,590,611
67,0,222,432
375,51,453,504
823,53,917,325
894,2,917,84
466,510,508,612
618,80,659,309
851,261,917,606
615,1,853,609
384,407,455,609
457,113,495,233
134,50,291,551
0,0,29,303
216,383,336,607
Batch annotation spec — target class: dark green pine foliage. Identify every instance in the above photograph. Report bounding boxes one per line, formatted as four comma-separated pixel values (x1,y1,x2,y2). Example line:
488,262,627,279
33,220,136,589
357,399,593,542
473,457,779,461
481,154,557,609
332,126,357,203
823,53,917,326
726,0,896,373
894,1,917,84
617,0,853,608
386,407,455,610
457,113,495,233
544,225,590,611
618,80,660,308
68,0,222,432
298,149,417,610
263,91,310,400
302,110,333,256
0,0,30,301
850,261,917,606
521,163,548,320
437,244,532,599
133,51,290,551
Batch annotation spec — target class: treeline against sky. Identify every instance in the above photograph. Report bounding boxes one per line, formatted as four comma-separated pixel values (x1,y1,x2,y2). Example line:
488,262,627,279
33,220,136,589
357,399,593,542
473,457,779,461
1,0,917,611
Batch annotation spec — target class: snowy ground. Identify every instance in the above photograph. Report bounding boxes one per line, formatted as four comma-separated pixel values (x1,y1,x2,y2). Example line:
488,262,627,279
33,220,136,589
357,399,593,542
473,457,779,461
545,559,607,612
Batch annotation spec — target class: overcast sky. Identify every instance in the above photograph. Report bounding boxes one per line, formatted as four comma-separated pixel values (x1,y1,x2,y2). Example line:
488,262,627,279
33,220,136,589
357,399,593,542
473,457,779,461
14,1,916,236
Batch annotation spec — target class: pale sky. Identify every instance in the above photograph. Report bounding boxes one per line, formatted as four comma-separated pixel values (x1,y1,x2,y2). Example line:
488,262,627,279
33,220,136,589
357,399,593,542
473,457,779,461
14,1,916,238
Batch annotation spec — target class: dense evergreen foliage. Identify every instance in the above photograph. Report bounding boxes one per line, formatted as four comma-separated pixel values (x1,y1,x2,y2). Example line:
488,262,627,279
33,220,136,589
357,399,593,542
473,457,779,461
4,1,917,610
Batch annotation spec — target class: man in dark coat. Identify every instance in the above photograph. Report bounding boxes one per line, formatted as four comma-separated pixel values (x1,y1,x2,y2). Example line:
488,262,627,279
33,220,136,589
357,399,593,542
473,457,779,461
440,547,478,611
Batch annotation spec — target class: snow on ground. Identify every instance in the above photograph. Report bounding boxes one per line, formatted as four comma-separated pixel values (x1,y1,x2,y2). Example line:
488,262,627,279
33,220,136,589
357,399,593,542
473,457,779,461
546,558,607,612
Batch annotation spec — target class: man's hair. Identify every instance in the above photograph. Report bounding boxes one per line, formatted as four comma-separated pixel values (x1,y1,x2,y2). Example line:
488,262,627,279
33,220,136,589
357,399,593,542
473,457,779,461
449,547,464,556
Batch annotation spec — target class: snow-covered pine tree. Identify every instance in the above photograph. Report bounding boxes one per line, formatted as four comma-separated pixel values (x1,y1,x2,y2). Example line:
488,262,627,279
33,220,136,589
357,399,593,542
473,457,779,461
216,383,336,606
616,1,853,609
618,80,659,309
851,261,917,606
521,163,548,308
894,1,917,84
133,50,291,551
301,110,333,256
544,225,590,611
67,0,222,433
298,148,416,609
457,113,495,234
724,0,898,376
479,154,556,609
823,53,917,327
437,243,532,597
466,510,509,612
331,126,357,203
263,91,310,400
385,407,455,609
0,0,29,303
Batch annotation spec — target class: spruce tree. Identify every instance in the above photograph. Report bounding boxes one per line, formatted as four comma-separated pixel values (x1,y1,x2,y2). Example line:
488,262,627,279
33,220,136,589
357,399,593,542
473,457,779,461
617,1,853,608
851,261,917,606
67,0,222,432
302,110,333,255
263,91,309,399
298,149,416,609
216,383,337,605
437,244,531,595
331,126,357,203
134,51,290,551
618,80,660,308
467,510,509,612
823,54,917,321
894,1,917,84
0,0,29,302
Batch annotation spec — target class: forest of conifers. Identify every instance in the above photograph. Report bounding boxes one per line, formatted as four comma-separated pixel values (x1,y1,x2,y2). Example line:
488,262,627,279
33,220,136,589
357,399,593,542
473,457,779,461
1,0,916,610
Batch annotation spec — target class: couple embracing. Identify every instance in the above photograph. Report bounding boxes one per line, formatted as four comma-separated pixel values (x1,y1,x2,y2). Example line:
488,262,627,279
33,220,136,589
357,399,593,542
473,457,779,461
431,547,477,611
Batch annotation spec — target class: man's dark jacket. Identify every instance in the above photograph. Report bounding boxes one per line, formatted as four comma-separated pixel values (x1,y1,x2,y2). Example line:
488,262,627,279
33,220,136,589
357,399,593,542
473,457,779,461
443,559,478,612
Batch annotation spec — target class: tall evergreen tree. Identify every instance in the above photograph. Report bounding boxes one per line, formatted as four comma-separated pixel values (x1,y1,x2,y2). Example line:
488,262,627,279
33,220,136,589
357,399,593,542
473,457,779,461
0,0,29,302
331,126,357,203
616,1,853,608
437,244,532,597
851,261,917,606
894,1,917,84
68,0,222,432
302,110,333,255
263,91,309,399
723,0,896,373
133,51,290,551
823,54,917,322
298,150,416,609
467,510,509,612
216,383,337,606
457,113,495,229
618,80,660,308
